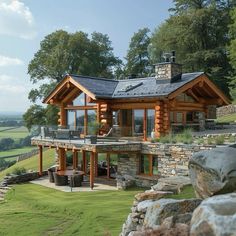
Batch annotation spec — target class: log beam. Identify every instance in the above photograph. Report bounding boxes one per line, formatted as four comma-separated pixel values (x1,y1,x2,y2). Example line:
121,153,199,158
58,148,66,171
72,150,78,170
90,152,95,189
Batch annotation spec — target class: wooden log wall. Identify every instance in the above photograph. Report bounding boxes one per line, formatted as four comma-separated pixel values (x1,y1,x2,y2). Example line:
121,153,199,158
97,103,112,135
154,101,170,138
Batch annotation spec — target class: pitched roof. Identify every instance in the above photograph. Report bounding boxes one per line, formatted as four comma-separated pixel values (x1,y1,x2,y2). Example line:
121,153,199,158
70,74,118,98
71,72,204,99
112,72,203,99
43,71,230,105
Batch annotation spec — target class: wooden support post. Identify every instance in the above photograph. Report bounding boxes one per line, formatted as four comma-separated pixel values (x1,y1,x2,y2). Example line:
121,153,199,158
94,153,98,177
82,151,86,174
72,150,78,170
39,145,43,176
106,153,110,179
58,148,66,171
84,110,88,135
143,109,147,141
60,104,67,127
90,152,95,189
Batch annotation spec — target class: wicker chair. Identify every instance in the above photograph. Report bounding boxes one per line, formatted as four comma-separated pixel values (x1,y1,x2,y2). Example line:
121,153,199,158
48,167,55,183
69,174,83,187
53,172,68,186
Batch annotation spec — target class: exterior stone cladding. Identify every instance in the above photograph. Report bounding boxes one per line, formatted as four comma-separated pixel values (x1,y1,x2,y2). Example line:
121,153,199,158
117,143,215,188
217,104,236,117
155,62,182,80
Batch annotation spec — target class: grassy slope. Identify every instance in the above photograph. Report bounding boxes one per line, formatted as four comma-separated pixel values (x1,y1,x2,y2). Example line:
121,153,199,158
0,126,29,139
0,146,36,158
0,184,142,236
217,113,236,123
0,184,195,236
0,149,55,180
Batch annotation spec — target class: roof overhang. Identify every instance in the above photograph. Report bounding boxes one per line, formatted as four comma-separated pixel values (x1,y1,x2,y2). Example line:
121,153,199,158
43,75,96,105
168,73,230,106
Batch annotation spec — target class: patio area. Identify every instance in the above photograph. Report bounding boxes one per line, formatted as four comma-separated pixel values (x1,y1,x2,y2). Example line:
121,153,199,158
31,175,118,192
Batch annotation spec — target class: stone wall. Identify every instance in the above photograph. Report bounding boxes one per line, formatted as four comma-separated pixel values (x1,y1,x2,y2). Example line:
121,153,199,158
116,143,215,189
142,143,214,177
217,104,236,118
0,171,47,186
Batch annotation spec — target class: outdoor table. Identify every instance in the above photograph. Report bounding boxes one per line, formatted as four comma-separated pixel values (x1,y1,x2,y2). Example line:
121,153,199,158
57,170,85,190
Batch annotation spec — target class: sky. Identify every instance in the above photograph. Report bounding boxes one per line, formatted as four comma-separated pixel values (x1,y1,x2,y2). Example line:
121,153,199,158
0,0,173,113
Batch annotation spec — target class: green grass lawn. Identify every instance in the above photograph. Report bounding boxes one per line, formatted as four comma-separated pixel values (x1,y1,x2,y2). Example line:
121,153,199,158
217,113,236,123
0,146,36,158
0,184,143,236
0,126,29,140
0,184,195,236
0,149,55,180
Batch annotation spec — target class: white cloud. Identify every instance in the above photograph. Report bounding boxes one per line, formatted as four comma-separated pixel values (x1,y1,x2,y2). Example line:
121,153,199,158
0,55,23,66
0,0,36,39
0,74,26,92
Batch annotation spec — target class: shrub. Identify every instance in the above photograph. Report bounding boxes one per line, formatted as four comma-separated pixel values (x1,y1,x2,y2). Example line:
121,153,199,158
12,167,26,175
196,138,204,145
215,135,225,145
228,135,236,143
159,134,172,143
207,136,214,145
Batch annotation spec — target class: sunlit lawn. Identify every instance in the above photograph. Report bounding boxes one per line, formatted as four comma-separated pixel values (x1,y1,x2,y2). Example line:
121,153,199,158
0,149,55,180
0,184,142,236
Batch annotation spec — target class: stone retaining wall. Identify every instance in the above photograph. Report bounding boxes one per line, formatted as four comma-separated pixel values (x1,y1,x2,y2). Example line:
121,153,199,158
217,104,236,117
1,171,47,186
117,144,215,188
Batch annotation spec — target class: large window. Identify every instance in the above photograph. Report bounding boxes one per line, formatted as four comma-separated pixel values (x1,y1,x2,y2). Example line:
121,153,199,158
140,154,158,176
147,109,155,137
73,93,85,106
133,110,144,135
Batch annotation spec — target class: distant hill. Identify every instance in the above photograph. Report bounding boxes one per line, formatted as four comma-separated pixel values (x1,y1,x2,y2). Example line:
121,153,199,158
0,111,23,117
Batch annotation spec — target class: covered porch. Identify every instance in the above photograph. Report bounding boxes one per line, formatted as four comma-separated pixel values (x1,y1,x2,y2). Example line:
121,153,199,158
32,136,141,190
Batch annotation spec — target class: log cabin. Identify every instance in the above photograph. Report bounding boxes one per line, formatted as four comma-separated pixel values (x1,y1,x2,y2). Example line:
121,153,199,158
44,61,230,139
32,58,230,189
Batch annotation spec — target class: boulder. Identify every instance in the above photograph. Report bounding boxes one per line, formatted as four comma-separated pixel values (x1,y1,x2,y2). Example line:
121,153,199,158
135,190,173,202
189,144,236,199
152,176,191,194
130,223,190,236
144,198,201,228
190,193,236,236
121,213,138,236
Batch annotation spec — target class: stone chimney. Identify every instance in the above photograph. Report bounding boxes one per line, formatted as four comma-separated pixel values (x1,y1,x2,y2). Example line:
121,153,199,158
155,51,182,80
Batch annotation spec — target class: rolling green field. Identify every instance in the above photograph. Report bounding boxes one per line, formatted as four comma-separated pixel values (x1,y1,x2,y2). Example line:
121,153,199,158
0,126,30,140
0,149,55,180
0,147,36,158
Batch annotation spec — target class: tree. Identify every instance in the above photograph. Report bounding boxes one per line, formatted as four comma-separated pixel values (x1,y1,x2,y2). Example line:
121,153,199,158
228,7,236,99
23,105,46,130
149,0,235,96
26,30,121,128
28,30,120,102
125,28,151,77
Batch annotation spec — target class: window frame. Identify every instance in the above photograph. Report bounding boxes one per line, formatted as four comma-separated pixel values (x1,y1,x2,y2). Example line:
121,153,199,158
139,154,158,176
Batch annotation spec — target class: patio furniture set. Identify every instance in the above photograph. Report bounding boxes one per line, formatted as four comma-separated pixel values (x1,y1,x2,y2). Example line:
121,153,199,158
48,167,85,187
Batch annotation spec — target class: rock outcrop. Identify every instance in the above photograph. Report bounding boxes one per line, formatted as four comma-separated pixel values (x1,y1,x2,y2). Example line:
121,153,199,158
152,176,191,194
189,144,236,198
190,193,236,236
144,198,201,228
